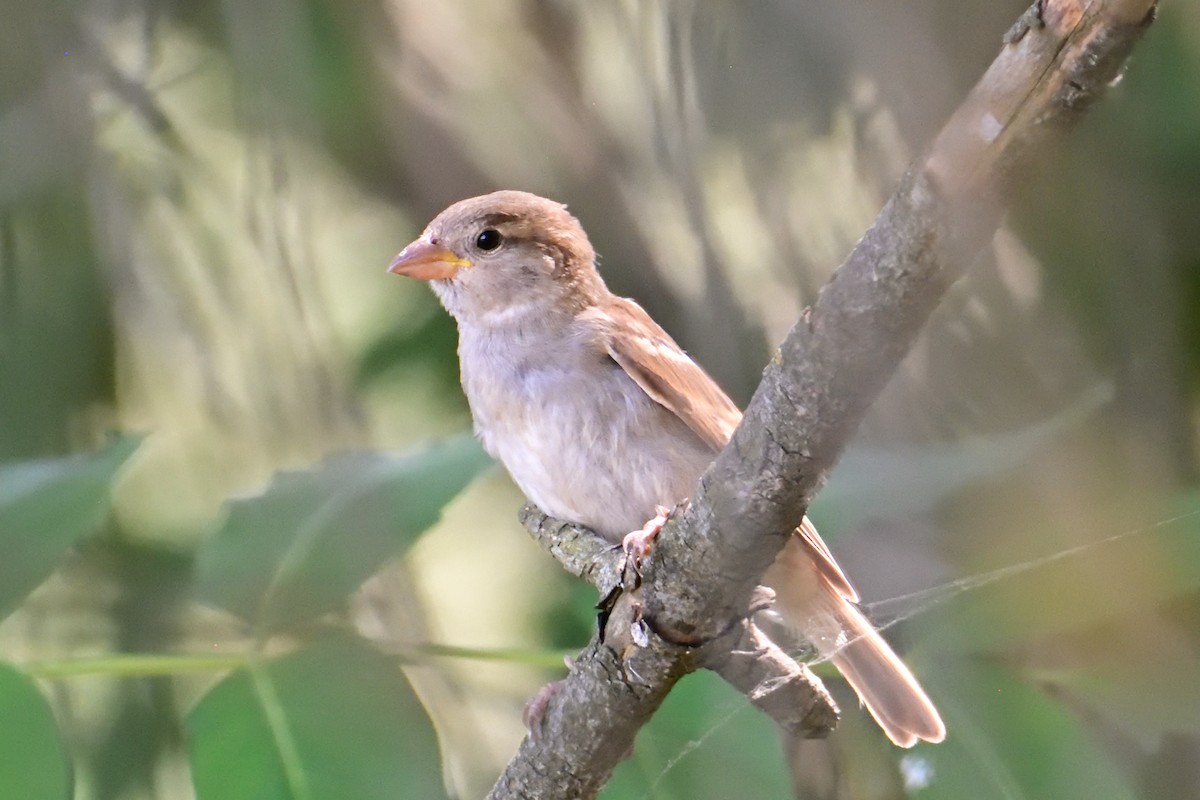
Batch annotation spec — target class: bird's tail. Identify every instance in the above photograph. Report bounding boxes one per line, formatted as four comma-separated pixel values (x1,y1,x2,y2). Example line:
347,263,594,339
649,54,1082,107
822,597,945,748
767,526,946,748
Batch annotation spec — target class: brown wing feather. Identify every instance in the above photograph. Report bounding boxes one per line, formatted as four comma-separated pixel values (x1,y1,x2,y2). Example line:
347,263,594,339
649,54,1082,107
594,297,740,452
798,516,858,602
587,297,858,601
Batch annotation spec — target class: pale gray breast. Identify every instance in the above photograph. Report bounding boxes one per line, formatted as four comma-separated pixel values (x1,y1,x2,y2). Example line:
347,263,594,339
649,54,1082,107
458,329,716,541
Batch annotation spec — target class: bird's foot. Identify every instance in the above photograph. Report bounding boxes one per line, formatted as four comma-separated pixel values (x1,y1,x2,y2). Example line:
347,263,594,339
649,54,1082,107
521,656,574,741
521,680,563,741
620,504,673,578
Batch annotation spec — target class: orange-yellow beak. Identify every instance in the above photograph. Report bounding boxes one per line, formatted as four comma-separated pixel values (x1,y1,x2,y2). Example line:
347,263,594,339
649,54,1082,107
387,239,472,280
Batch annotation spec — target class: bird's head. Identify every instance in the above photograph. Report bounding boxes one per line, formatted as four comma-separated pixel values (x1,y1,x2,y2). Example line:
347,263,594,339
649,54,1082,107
388,190,604,325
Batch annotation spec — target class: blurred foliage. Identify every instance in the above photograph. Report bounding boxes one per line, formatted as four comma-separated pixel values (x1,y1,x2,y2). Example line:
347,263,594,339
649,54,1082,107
0,436,140,618
0,662,72,798
1,1,1199,799
195,435,489,634
187,636,449,800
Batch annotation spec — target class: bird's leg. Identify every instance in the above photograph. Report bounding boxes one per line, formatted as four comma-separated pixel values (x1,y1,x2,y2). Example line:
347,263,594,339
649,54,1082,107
619,504,671,577
621,501,690,577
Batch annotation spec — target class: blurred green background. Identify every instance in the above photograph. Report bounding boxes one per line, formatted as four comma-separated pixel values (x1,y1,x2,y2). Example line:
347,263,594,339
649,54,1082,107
2,0,1199,798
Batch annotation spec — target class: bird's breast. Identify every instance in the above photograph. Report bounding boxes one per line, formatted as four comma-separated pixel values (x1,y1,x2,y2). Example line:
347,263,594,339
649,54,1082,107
457,333,713,541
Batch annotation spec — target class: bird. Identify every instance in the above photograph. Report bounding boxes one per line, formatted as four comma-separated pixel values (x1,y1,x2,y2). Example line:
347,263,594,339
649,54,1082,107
388,189,945,748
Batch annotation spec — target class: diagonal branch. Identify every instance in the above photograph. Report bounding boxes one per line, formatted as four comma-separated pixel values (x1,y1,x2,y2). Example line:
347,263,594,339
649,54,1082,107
518,503,839,736
491,2,1158,798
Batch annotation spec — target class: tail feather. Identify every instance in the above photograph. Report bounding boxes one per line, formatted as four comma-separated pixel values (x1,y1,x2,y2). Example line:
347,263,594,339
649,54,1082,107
767,527,945,747
828,601,945,748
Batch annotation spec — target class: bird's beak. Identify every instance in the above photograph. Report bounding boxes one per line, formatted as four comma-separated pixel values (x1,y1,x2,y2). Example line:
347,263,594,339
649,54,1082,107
387,239,472,280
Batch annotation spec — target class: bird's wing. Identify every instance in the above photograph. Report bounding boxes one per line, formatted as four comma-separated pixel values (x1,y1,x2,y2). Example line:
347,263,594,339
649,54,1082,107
592,296,741,453
588,296,858,602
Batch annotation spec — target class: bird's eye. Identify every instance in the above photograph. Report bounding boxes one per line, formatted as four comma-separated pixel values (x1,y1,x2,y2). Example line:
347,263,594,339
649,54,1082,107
475,228,503,252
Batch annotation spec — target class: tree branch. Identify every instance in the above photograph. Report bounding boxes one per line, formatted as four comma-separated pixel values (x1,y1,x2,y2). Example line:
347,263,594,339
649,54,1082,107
517,504,623,599
491,2,1158,797
519,503,840,735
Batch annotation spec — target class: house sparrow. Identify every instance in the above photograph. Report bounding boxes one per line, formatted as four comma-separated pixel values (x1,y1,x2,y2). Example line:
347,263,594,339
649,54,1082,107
389,190,945,748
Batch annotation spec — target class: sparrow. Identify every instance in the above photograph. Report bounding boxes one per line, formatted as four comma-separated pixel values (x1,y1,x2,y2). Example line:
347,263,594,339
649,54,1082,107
388,190,945,748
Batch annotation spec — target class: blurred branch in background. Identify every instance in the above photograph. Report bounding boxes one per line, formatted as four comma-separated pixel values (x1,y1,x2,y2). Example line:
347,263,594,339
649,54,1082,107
0,0,1198,799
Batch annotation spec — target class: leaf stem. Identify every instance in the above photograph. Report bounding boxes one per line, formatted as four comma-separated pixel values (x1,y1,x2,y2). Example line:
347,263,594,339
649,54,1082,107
19,642,569,681
24,652,251,680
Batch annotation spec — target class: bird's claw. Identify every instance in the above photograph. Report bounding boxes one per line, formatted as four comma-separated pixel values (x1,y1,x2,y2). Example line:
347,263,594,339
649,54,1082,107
522,679,564,740
620,504,672,579
521,655,574,742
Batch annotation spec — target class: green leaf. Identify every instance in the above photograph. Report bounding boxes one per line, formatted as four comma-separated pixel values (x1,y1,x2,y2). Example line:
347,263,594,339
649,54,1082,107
602,671,792,800
195,435,491,633
0,663,72,799
914,659,1137,800
0,435,141,620
186,638,448,800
